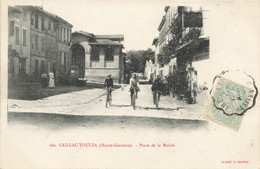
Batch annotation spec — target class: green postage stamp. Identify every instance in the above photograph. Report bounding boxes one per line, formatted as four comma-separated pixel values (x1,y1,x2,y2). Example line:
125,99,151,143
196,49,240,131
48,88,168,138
204,71,257,131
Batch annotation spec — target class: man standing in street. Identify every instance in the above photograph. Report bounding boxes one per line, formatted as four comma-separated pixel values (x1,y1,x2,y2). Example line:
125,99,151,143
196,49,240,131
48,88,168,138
151,75,164,104
104,74,114,106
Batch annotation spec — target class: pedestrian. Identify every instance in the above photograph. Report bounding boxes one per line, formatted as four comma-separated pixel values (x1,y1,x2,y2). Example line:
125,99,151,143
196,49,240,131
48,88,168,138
125,74,129,84
41,73,48,88
48,71,55,88
121,77,125,91
151,75,164,104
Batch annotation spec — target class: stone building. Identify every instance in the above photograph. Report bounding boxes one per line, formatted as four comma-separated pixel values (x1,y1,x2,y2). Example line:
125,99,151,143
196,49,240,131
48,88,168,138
8,6,30,82
56,16,73,78
153,6,209,80
8,6,73,83
71,31,124,83
152,6,210,101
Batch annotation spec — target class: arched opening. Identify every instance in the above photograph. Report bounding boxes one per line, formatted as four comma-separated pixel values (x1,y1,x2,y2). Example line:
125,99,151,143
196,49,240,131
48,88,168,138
71,44,85,78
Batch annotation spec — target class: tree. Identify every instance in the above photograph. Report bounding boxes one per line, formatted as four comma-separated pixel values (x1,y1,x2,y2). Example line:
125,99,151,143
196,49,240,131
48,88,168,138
125,48,154,75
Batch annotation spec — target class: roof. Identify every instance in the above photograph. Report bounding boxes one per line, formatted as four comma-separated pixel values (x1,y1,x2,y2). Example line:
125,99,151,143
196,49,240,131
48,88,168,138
72,31,95,38
8,6,22,14
89,39,123,46
95,35,124,41
164,6,170,12
55,16,73,27
158,15,166,31
24,6,73,27
152,37,159,45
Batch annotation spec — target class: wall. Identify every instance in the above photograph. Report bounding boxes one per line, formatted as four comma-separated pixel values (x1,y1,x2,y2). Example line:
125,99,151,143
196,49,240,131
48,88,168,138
9,7,31,75
87,46,121,83
56,22,72,75
85,68,120,83
71,33,90,43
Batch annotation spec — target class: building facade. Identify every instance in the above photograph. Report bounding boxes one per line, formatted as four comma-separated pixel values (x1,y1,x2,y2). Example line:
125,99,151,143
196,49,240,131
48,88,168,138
71,31,125,83
56,16,73,78
8,6,73,83
152,6,209,102
8,6,30,82
153,6,209,81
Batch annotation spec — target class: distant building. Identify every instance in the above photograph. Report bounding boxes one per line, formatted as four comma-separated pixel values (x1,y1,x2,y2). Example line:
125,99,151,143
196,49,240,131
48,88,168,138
144,59,156,81
71,31,125,83
8,6,73,83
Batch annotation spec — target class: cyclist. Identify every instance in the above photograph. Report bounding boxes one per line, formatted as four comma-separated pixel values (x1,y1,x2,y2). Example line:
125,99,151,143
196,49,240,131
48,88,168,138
104,74,113,107
129,73,140,105
151,75,164,104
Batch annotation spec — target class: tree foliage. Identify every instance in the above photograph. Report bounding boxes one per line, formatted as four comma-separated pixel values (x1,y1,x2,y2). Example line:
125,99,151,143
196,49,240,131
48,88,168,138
125,48,154,75
169,16,182,35
159,18,201,67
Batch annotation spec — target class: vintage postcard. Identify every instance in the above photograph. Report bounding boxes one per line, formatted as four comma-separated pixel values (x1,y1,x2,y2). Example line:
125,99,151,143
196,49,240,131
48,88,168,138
1,0,260,169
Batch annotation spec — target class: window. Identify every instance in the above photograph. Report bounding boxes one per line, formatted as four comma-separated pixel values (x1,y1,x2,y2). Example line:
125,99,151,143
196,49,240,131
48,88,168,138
64,53,67,68
23,10,27,21
52,62,56,73
47,62,51,73
31,16,34,25
40,61,44,73
19,59,26,74
35,35,38,50
41,18,45,31
31,37,34,49
67,29,70,42
64,28,67,42
60,52,64,65
41,37,44,51
23,29,27,46
105,47,114,61
60,27,62,40
91,46,100,61
48,21,51,30
9,21,14,36
15,26,19,44
34,60,39,75
35,15,38,29
63,28,66,42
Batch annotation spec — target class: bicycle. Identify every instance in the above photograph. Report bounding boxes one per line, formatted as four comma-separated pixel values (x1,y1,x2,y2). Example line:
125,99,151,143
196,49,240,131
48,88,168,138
130,86,138,110
105,87,112,108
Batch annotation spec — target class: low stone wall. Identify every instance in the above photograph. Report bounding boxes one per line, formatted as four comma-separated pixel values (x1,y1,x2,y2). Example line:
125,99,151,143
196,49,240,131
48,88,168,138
85,68,120,83
8,82,41,100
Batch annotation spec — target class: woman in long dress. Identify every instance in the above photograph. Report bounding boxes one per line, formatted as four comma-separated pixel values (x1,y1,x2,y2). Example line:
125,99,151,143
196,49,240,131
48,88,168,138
48,72,55,88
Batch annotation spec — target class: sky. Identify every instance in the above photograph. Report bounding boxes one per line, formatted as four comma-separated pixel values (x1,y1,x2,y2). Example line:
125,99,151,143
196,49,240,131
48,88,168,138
5,0,210,51
39,0,167,51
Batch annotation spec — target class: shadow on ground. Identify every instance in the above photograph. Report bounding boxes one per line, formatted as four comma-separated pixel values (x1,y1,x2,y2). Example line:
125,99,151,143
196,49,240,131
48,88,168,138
8,85,96,100
111,104,186,111
8,112,209,132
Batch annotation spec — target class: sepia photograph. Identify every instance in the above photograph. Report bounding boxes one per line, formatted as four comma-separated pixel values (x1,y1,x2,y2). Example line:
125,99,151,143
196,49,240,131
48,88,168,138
1,1,260,169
